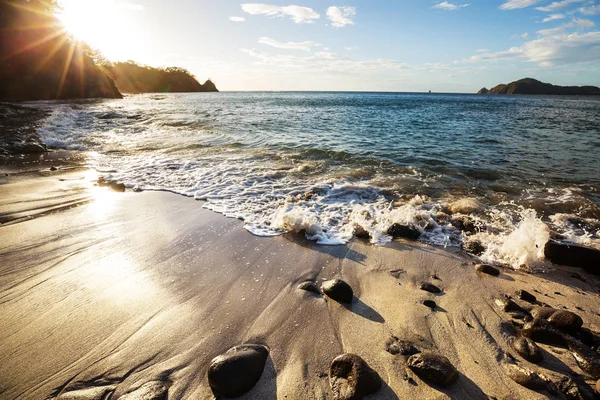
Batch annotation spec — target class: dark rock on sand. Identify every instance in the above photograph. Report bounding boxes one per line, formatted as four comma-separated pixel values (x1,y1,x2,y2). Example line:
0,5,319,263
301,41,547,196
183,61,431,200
49,166,58,171
516,290,536,304
545,241,600,275
110,182,126,192
207,344,269,398
423,300,437,310
298,281,320,294
463,239,485,255
564,336,600,379
389,269,406,279
555,376,597,400
119,381,169,400
511,337,543,363
531,307,583,335
475,264,500,276
497,297,527,314
451,215,478,234
322,279,354,304
329,353,382,400
385,337,420,356
407,352,458,387
420,282,442,294
387,223,421,240
522,318,566,346
503,362,547,390
353,226,371,239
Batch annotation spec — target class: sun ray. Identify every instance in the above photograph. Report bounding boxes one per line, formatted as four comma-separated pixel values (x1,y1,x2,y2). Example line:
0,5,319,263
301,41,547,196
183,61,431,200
57,40,76,98
0,29,67,62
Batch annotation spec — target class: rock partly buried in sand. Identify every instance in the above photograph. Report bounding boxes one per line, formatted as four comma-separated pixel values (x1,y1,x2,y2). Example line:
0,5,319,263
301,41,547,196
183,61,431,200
510,337,543,364
387,224,421,240
385,337,420,356
321,279,354,304
119,381,169,400
516,290,536,304
475,264,500,276
329,353,382,400
531,307,583,335
503,362,547,391
207,344,269,398
56,386,116,400
463,239,485,255
298,281,320,294
522,318,566,346
496,297,527,314
555,376,597,400
545,241,600,275
448,198,483,214
407,353,458,387
110,182,126,192
422,300,437,310
564,336,600,379
353,226,371,239
419,282,442,294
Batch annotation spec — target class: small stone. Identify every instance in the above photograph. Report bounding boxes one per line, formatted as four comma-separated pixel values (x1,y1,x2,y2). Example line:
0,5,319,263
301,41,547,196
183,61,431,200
407,352,458,387
389,269,406,279
385,337,420,356
451,215,478,234
110,182,126,192
503,363,547,390
420,282,442,294
531,307,583,335
475,264,500,276
119,381,169,400
564,336,600,379
49,166,57,171
496,298,527,314
387,224,421,240
522,318,566,347
353,226,370,239
448,198,483,214
329,353,382,400
511,337,543,364
207,344,269,398
423,300,437,310
321,279,354,304
516,290,536,304
298,281,320,294
463,239,485,255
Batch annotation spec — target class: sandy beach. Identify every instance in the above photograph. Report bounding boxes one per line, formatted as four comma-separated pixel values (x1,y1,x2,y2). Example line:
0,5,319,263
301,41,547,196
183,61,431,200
0,165,599,400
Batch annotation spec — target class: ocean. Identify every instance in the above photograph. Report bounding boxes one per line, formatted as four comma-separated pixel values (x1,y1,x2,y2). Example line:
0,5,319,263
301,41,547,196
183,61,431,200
26,92,600,268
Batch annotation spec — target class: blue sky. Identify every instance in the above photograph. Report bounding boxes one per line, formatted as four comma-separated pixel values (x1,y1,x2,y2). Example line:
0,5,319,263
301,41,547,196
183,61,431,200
59,0,600,92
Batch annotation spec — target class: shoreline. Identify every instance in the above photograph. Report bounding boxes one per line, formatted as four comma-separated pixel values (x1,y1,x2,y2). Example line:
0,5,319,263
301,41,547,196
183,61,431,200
1,168,599,399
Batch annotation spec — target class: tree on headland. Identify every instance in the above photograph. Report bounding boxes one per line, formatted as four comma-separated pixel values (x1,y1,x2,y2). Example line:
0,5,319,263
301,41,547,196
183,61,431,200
0,0,121,100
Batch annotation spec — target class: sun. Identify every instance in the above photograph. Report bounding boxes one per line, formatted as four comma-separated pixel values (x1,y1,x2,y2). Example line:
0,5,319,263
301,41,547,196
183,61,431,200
57,0,147,62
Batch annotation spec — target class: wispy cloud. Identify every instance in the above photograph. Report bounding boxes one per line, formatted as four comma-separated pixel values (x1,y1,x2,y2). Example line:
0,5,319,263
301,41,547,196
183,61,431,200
542,13,565,22
579,4,600,15
326,6,356,28
499,0,539,10
537,18,595,35
536,0,585,12
241,4,320,24
258,37,319,51
434,2,470,10
229,16,246,22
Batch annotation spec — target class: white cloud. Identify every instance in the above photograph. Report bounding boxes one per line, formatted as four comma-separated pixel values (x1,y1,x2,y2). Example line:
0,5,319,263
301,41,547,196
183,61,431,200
241,4,320,24
434,2,470,10
579,5,600,15
536,0,585,12
258,37,319,51
537,18,595,35
475,48,490,52
326,6,356,28
542,13,565,22
499,0,540,10
229,16,246,22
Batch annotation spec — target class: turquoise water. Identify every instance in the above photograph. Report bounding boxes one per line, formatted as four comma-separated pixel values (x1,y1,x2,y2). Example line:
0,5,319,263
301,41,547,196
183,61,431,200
35,92,600,266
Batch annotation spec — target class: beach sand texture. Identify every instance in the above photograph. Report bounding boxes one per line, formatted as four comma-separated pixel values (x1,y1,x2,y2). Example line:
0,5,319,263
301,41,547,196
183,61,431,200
1,169,599,399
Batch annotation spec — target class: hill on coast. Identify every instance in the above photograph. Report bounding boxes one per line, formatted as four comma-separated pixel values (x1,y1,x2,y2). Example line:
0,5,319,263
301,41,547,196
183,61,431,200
478,78,600,95
111,61,218,93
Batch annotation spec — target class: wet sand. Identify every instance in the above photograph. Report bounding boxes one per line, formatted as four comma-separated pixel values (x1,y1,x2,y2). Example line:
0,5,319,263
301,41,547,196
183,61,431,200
1,168,599,399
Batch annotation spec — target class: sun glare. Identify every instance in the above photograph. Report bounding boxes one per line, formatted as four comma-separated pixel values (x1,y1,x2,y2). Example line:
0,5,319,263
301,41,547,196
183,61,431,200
57,0,146,62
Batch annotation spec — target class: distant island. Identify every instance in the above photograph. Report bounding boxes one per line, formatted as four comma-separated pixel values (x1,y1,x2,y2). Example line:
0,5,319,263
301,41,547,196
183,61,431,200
478,78,600,95
111,62,218,94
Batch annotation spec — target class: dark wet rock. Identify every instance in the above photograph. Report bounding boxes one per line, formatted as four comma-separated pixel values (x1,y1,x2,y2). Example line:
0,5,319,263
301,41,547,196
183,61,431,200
475,264,500,276
496,297,527,314
419,282,442,294
119,381,169,400
49,166,58,171
522,318,566,347
298,281,320,294
10,141,47,153
545,241,600,275
451,215,478,234
353,226,371,239
531,307,583,335
555,376,597,400
423,300,437,310
571,273,586,282
564,336,600,379
385,337,420,356
407,352,458,387
97,177,109,187
207,344,269,398
132,185,143,193
516,290,536,304
463,239,485,255
110,182,126,192
389,269,406,279
329,353,382,400
503,363,547,390
56,386,116,400
387,224,421,240
511,337,543,363
321,279,354,304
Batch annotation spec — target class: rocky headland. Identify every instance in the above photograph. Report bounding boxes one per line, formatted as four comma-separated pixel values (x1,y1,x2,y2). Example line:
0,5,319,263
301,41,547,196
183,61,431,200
478,78,600,95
